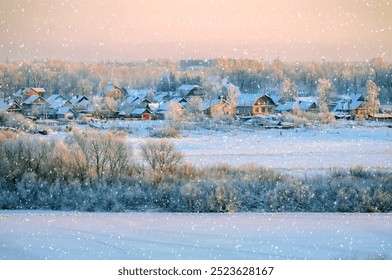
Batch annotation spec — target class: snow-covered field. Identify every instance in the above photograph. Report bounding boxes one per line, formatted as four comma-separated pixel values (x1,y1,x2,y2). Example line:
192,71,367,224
122,120,392,173
0,211,391,260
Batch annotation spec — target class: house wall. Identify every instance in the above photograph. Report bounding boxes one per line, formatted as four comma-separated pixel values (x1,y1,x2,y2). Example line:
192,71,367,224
208,102,231,116
252,96,276,116
252,105,275,115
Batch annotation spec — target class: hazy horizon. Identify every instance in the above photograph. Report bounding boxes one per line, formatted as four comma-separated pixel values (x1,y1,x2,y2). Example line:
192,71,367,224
1,0,391,62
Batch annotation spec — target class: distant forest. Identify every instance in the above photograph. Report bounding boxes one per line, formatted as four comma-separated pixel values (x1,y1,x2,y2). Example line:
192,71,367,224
1,58,391,103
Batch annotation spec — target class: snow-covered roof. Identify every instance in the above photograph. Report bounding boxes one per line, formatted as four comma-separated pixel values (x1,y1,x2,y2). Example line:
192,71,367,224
176,85,200,95
0,99,9,110
126,89,153,98
131,108,151,115
31,88,46,94
170,97,187,103
156,101,183,112
200,99,224,111
22,95,46,105
48,99,71,109
295,96,317,103
333,100,363,112
56,106,75,115
70,95,89,104
269,94,282,104
237,93,263,107
46,94,64,104
276,101,318,112
147,103,160,110
177,84,199,91
276,101,296,112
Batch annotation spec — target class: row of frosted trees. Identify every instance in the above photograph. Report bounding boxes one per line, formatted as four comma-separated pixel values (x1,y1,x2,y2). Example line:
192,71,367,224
1,58,391,103
0,129,391,212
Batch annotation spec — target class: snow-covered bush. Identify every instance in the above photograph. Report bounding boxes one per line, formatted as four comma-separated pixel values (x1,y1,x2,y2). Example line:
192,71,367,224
0,112,36,132
149,126,180,138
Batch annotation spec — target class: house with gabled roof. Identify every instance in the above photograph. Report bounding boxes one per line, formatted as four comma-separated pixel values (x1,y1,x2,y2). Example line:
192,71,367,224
21,95,48,117
56,106,76,120
14,87,46,103
276,100,319,113
332,93,367,119
176,85,202,97
130,107,153,120
70,95,90,113
103,85,128,101
46,94,68,104
200,98,232,117
236,93,276,116
0,99,22,113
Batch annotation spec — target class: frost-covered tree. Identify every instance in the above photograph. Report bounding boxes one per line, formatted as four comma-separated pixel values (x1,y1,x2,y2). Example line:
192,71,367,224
67,129,132,181
141,140,183,185
316,78,334,111
365,80,380,117
280,78,298,102
184,96,203,120
227,83,239,116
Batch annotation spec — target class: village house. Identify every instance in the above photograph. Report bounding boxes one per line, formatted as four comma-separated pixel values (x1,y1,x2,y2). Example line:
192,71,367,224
14,87,46,103
276,100,319,113
103,85,128,102
21,95,49,117
0,99,22,114
176,85,202,98
236,93,277,116
332,93,368,119
56,107,76,120
45,94,68,104
200,98,232,117
70,95,90,113
130,107,153,120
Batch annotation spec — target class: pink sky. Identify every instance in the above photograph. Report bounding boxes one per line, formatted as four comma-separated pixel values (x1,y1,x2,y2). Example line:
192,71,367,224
1,0,391,61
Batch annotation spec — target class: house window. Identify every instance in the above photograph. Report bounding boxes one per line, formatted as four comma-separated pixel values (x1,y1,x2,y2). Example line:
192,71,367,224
262,107,266,113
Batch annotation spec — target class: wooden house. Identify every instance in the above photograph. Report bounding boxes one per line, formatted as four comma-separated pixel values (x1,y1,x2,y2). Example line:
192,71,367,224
236,93,276,116
0,99,22,113
21,95,48,117
131,108,152,120
332,93,367,119
104,85,128,102
70,95,90,113
200,98,232,117
56,107,76,120
14,87,46,103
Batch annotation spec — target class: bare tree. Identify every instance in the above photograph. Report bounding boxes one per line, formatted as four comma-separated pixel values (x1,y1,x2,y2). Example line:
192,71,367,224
141,140,183,185
67,129,132,181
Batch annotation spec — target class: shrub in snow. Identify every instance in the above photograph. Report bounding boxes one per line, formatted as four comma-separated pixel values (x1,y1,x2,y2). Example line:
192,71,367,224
149,126,180,138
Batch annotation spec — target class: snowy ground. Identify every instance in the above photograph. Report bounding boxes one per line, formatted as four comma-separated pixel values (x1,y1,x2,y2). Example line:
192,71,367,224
1,211,391,260
121,120,392,174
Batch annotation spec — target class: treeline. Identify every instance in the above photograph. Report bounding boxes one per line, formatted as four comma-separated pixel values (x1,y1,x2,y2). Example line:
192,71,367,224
0,130,391,213
1,57,391,103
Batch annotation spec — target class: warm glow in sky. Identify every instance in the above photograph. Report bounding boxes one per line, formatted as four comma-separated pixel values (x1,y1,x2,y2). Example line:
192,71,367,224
1,0,391,61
